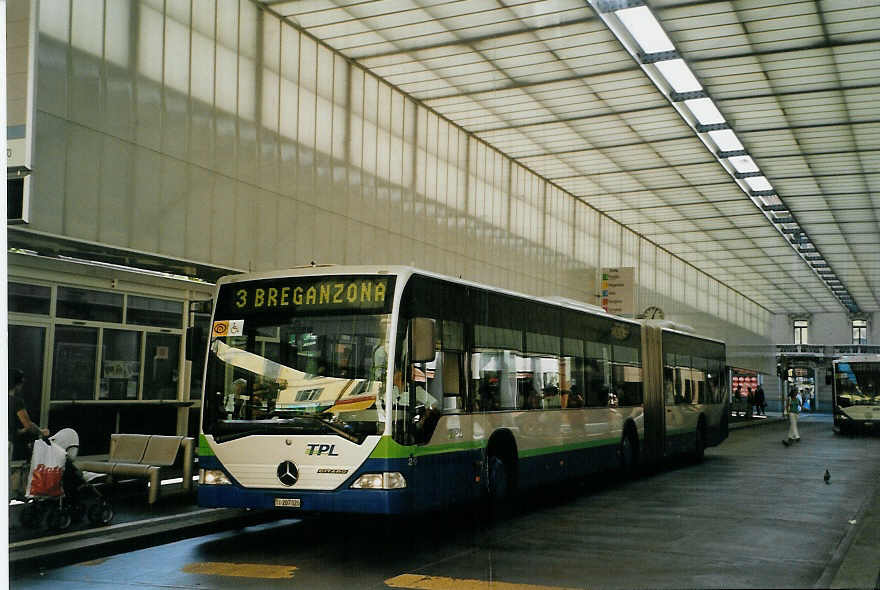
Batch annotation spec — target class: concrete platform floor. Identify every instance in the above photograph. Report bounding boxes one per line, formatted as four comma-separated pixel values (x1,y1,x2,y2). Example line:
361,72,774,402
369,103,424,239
9,414,880,589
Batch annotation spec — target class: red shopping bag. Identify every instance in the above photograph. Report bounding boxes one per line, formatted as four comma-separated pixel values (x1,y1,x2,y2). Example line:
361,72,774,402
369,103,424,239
26,439,66,498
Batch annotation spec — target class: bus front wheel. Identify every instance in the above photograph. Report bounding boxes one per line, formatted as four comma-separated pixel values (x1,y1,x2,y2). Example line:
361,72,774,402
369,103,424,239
486,454,510,501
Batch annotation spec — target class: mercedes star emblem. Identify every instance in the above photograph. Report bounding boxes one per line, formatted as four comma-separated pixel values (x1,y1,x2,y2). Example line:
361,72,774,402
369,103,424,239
277,461,298,487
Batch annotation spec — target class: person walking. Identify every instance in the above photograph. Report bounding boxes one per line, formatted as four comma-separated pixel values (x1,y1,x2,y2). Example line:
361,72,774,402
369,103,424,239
782,389,802,446
8,368,49,461
754,385,766,416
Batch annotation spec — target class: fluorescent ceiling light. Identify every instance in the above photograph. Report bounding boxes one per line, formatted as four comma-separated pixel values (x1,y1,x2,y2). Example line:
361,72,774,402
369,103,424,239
709,129,744,152
745,176,773,192
655,59,702,93
729,155,759,173
616,6,674,54
685,98,724,125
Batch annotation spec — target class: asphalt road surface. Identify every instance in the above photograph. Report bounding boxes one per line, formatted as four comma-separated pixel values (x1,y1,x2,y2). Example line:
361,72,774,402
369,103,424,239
11,415,880,589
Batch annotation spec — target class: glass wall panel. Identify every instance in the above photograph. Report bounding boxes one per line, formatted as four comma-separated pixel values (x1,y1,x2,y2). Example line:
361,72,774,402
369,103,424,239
143,333,180,400
57,287,123,322
127,295,183,328
52,326,98,400
9,282,51,314
100,329,141,400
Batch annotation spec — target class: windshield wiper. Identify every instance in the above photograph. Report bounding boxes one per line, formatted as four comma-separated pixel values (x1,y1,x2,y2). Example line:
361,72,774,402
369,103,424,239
214,426,280,443
293,414,360,444
213,416,360,444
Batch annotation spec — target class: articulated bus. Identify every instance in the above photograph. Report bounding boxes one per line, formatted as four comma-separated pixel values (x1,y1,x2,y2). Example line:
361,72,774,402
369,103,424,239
197,266,729,514
832,355,880,434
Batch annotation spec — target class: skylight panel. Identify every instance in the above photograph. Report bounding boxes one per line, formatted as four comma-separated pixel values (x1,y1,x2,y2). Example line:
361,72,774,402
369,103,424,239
745,176,773,192
729,155,759,173
655,59,702,93
709,129,744,152
615,6,674,53
685,97,725,125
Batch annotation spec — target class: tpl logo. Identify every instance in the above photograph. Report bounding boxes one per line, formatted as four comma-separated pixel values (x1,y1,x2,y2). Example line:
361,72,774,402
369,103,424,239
305,443,339,456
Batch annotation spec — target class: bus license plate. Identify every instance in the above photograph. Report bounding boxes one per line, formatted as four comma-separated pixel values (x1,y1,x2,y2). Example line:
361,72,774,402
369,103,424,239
274,498,301,508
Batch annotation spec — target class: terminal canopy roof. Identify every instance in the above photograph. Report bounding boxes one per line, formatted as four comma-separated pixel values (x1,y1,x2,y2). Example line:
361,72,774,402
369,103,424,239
259,0,880,314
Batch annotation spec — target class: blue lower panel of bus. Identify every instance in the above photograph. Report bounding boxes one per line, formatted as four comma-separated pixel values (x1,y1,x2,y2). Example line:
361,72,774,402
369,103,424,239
198,440,626,514
198,480,415,514
197,453,483,515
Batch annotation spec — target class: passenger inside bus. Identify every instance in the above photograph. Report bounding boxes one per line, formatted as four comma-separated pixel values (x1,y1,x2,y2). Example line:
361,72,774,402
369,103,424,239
393,368,441,444
567,382,584,408
224,378,247,419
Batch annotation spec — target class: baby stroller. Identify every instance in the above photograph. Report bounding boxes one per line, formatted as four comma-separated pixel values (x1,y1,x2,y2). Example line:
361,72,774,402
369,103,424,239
19,429,114,531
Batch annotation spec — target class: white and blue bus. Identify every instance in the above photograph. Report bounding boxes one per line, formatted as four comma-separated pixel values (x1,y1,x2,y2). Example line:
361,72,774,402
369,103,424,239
197,266,728,514
832,355,880,434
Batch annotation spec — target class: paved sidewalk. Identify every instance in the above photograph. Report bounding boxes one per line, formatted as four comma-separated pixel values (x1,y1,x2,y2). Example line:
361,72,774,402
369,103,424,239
8,481,276,571
728,410,786,429
12,412,872,586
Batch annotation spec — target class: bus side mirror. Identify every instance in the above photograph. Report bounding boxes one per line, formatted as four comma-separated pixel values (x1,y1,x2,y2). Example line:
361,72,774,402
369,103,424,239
186,326,203,361
410,318,436,362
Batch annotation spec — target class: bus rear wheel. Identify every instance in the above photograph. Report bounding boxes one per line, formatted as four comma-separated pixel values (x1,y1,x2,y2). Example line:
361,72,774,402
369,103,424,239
618,429,637,477
693,420,706,463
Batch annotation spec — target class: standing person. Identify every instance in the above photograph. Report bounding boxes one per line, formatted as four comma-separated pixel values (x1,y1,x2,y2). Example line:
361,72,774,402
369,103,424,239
754,385,766,416
782,389,802,446
8,368,49,461
734,385,743,416
747,387,755,419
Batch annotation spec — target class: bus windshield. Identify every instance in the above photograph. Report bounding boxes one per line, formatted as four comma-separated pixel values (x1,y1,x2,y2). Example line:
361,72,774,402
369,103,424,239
835,361,880,408
201,273,397,444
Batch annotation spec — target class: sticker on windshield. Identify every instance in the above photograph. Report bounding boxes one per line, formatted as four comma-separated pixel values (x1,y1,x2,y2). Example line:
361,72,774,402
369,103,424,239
212,320,244,338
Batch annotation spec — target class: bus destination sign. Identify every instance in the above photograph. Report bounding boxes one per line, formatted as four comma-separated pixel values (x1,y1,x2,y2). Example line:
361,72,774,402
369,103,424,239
220,276,393,315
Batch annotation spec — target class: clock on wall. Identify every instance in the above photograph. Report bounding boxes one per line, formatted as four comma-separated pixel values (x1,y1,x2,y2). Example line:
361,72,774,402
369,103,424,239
610,323,631,341
641,306,665,320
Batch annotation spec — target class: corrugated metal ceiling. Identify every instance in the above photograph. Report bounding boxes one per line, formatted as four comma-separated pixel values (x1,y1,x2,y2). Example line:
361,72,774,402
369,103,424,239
259,0,880,314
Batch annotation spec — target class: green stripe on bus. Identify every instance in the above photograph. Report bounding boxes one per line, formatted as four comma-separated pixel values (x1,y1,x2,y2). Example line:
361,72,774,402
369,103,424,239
368,436,411,459
415,440,485,457
369,436,484,459
518,437,618,458
370,435,626,460
198,434,215,457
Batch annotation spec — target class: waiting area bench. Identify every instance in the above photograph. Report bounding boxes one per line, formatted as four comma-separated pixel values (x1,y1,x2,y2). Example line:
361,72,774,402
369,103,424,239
76,434,195,504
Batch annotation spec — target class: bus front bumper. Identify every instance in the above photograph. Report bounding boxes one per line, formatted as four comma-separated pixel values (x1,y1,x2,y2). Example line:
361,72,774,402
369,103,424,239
197,483,414,515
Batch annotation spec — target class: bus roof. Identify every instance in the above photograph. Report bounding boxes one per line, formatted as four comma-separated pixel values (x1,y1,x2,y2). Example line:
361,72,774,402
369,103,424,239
214,264,724,343
216,264,635,320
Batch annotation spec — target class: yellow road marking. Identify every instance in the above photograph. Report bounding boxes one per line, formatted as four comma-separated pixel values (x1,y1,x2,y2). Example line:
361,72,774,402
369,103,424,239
77,558,110,566
385,574,582,590
183,562,297,579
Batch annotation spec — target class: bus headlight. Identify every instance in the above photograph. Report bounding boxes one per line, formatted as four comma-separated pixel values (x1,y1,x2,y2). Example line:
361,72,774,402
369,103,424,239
199,469,232,485
350,472,407,489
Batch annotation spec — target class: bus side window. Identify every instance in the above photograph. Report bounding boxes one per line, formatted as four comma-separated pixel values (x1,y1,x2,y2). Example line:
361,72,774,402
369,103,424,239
441,352,464,412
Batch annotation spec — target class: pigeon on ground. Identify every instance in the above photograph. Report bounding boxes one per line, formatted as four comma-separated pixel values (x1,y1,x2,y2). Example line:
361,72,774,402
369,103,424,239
824,469,831,484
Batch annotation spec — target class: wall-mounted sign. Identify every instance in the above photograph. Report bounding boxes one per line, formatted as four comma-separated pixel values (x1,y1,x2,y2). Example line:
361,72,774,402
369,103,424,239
601,267,635,316
7,1,37,223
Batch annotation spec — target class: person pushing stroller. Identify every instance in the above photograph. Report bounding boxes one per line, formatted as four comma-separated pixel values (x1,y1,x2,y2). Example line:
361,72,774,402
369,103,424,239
20,428,114,530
